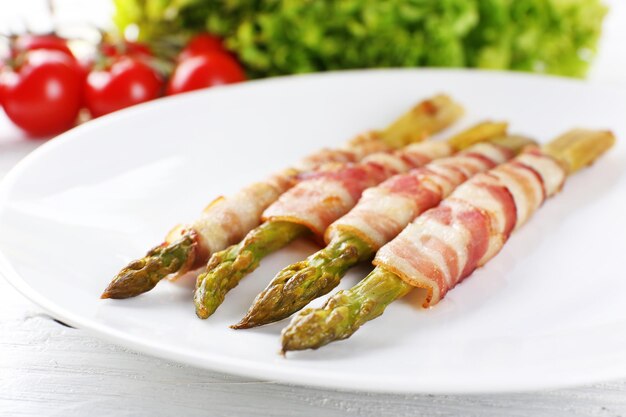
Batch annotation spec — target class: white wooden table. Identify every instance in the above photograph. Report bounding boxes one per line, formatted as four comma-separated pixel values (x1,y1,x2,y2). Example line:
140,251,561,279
2,2,626,416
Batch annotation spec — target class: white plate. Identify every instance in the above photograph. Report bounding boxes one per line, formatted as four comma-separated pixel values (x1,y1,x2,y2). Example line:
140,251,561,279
1,69,626,394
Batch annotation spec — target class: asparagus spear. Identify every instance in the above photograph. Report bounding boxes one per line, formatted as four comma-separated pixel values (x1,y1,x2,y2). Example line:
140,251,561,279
195,221,310,318
281,129,615,352
281,267,411,352
232,233,372,328
101,95,463,299
195,122,509,319
102,232,196,299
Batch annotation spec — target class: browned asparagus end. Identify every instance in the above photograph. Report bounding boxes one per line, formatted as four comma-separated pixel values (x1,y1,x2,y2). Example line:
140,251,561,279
446,120,509,151
380,94,464,148
543,129,616,174
490,134,537,153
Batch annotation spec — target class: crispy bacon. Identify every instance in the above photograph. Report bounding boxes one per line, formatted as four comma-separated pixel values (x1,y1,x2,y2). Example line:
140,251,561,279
326,142,513,249
262,141,454,238
296,131,391,169
374,149,566,306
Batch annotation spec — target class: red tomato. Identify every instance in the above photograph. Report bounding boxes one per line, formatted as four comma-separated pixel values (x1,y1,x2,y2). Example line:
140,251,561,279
13,34,74,59
78,42,151,82
166,52,245,95
0,50,83,137
84,57,163,117
178,34,226,62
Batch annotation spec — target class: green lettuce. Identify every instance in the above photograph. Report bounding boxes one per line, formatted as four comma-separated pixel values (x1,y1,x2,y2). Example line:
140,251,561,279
113,0,607,78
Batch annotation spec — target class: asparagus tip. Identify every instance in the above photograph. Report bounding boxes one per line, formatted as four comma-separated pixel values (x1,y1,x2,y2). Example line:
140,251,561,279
230,286,285,329
194,288,211,319
193,269,226,320
234,242,363,330
280,307,339,352
230,320,253,330
101,233,196,300
196,310,209,319
101,258,158,299
194,221,310,319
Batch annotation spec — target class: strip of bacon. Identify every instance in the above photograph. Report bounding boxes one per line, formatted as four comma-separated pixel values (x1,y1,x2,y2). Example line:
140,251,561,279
325,141,520,250
374,147,567,306
261,141,455,240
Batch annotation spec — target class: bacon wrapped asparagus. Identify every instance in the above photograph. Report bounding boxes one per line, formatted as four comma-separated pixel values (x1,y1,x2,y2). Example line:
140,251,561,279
194,121,508,319
233,134,538,329
101,94,463,299
281,129,615,352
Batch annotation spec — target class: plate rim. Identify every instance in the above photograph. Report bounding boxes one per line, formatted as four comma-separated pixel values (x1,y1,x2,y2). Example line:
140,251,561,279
1,68,625,394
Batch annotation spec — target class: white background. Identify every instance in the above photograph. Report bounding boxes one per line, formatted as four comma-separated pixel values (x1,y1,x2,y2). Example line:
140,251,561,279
1,1,626,416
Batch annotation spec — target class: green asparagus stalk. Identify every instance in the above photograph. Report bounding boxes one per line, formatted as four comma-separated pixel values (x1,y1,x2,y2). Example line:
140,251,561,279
232,233,372,329
101,232,196,299
194,221,309,319
280,129,616,353
281,267,411,353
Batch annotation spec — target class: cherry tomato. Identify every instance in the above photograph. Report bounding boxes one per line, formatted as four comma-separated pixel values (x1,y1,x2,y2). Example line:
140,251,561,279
84,57,163,117
166,52,245,95
0,50,83,137
13,34,74,59
178,34,225,62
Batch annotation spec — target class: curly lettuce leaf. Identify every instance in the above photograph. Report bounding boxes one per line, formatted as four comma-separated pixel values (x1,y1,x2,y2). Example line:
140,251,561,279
113,0,607,78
